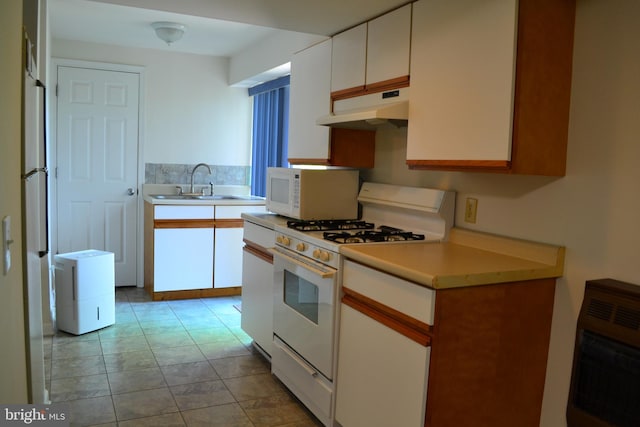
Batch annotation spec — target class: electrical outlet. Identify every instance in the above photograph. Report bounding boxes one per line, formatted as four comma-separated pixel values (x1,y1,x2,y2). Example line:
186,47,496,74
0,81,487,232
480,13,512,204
464,198,478,224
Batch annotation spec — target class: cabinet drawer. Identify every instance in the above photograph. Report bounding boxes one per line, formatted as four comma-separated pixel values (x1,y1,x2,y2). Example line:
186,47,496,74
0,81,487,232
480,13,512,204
343,259,435,325
216,205,265,219
271,336,332,424
154,205,214,219
243,221,274,249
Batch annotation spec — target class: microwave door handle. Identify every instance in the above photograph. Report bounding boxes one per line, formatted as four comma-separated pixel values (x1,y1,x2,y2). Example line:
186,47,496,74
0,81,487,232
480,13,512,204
269,248,335,279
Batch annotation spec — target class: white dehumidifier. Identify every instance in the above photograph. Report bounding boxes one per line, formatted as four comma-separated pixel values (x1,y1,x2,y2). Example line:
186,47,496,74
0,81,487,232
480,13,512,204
54,250,115,335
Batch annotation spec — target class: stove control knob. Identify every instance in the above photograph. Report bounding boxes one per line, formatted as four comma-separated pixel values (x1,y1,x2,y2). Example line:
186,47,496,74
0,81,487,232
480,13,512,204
296,242,307,252
277,235,291,246
313,249,331,262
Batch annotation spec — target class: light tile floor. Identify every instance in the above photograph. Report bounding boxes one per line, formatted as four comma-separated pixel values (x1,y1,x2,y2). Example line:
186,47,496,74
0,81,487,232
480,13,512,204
44,287,322,427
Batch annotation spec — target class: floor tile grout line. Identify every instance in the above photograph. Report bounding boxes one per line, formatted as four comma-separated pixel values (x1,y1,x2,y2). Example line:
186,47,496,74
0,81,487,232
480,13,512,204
47,288,320,426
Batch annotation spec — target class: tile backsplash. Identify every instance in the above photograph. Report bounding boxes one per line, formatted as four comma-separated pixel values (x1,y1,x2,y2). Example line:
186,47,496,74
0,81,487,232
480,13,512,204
145,163,250,186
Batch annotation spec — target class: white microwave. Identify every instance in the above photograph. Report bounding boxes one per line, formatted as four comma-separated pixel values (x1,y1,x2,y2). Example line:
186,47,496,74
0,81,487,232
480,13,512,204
266,167,360,220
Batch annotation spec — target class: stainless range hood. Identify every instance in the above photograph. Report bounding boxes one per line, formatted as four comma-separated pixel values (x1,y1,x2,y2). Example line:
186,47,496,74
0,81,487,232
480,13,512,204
317,87,409,130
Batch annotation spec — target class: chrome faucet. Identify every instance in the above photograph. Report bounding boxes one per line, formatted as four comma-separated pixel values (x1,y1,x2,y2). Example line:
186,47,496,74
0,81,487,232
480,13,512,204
189,163,212,194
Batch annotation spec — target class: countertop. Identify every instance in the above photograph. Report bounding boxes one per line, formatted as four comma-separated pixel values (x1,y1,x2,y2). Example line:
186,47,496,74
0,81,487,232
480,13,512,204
143,194,266,206
340,228,565,290
241,212,290,230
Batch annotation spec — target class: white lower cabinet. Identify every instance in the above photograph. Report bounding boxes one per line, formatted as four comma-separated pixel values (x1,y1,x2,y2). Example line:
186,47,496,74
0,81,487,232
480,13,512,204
240,221,274,355
153,205,215,292
154,227,214,292
335,259,432,427
145,203,265,297
335,304,430,427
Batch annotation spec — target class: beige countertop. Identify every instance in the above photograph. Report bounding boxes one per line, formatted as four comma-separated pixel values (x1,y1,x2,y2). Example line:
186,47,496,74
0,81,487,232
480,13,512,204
339,228,565,289
241,212,289,230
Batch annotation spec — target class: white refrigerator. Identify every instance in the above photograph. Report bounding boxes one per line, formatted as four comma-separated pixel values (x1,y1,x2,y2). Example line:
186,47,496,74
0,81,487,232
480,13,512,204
21,32,48,404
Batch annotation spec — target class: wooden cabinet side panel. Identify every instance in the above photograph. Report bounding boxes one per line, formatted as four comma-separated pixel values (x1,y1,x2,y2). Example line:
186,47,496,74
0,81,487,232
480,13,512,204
426,279,556,427
143,202,154,294
510,0,575,176
329,128,375,168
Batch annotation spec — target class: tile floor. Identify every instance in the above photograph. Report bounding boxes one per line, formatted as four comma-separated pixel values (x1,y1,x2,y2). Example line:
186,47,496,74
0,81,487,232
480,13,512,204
44,287,322,426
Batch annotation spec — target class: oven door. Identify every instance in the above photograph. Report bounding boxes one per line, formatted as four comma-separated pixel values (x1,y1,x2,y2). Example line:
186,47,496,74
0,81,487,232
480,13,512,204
272,246,337,380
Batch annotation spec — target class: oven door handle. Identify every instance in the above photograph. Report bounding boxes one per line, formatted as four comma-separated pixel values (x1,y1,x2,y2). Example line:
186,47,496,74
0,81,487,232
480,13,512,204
270,248,335,279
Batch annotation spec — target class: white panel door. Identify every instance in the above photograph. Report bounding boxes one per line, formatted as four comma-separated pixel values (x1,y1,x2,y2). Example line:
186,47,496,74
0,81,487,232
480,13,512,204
56,66,140,286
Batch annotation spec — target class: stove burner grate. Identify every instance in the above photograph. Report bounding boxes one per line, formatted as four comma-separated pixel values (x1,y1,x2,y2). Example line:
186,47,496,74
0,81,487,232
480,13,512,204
287,219,374,232
323,230,425,244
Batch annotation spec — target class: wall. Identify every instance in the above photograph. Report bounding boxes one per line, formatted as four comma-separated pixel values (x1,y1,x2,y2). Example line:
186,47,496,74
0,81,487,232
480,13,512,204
0,0,29,403
228,30,326,86
51,39,253,168
361,1,640,426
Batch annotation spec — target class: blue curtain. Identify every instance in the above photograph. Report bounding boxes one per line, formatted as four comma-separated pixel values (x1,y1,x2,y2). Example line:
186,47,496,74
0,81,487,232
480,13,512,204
249,76,290,197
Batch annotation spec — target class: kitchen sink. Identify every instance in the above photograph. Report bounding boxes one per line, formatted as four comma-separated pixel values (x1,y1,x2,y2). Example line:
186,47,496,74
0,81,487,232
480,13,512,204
150,194,240,200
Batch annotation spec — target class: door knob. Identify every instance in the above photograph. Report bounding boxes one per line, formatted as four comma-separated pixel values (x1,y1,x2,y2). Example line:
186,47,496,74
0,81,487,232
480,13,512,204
127,188,135,196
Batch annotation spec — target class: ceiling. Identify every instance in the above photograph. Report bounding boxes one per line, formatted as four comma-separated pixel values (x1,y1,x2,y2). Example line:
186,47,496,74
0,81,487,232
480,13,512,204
49,0,412,57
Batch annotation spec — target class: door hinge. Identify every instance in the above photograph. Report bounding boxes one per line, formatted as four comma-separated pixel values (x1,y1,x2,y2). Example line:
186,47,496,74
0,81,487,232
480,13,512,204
55,84,58,97
55,167,58,179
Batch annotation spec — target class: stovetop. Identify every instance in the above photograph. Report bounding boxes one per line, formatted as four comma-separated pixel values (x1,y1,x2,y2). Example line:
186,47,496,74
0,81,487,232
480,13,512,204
323,227,426,244
287,219,374,232
287,220,425,244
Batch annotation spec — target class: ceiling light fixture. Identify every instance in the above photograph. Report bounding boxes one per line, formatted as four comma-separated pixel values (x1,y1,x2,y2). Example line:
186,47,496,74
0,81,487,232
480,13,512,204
151,22,186,46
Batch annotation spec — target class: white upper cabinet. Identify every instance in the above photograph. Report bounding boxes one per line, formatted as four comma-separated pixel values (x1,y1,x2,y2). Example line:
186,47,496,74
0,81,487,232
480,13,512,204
406,0,575,176
331,4,412,96
331,23,367,95
288,39,332,162
366,4,412,88
407,0,518,164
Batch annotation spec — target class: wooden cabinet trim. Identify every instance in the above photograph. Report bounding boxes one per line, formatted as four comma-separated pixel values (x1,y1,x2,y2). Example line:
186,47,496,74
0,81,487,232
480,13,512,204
242,241,273,264
149,286,241,301
407,159,511,171
288,158,330,165
154,219,214,229
342,287,432,347
331,76,410,102
331,85,367,101
214,218,244,228
364,76,410,95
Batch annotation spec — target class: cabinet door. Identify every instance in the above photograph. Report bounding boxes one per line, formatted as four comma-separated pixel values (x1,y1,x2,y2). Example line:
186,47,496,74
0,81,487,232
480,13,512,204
154,228,214,292
288,39,332,163
366,4,411,88
335,304,430,427
240,249,273,355
330,23,366,95
407,0,518,165
214,227,244,288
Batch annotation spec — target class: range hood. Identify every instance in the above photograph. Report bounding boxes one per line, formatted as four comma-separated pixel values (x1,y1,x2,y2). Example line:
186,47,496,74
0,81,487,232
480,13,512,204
317,87,409,130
